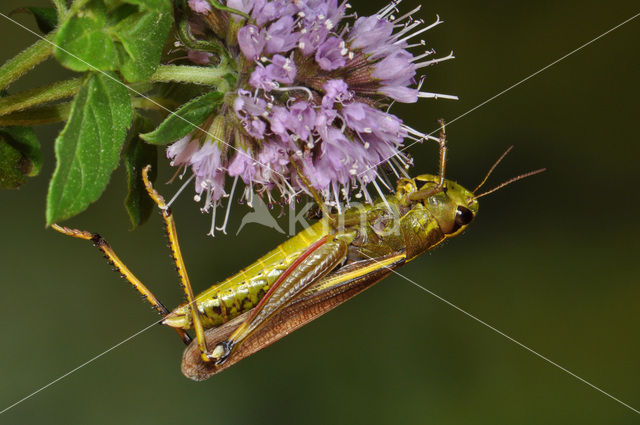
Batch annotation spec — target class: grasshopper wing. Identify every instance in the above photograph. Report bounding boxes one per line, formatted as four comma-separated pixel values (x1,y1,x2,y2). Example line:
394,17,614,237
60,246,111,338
182,253,405,380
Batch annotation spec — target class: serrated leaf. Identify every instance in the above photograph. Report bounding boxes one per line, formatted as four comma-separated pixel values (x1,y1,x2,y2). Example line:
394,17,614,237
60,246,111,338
123,115,157,229
111,1,172,82
46,72,132,225
0,126,42,189
54,0,172,82
140,91,223,145
54,0,119,72
11,7,58,34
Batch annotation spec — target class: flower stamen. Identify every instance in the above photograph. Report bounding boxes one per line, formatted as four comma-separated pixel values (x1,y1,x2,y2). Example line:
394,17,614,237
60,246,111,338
172,0,457,233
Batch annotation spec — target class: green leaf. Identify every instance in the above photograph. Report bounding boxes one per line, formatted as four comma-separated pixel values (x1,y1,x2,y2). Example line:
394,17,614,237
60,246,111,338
123,115,157,229
111,1,172,82
11,7,59,34
54,0,119,72
140,91,223,145
46,72,132,225
0,126,42,189
54,0,172,82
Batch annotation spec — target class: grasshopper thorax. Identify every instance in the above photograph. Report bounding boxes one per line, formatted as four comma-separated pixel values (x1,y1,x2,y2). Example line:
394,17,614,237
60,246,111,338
397,174,479,237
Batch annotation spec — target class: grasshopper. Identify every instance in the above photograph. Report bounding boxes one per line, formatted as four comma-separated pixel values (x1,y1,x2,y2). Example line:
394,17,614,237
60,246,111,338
53,125,543,380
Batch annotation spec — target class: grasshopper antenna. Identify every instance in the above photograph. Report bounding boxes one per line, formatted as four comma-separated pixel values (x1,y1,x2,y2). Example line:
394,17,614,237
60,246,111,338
473,145,514,194
473,168,546,200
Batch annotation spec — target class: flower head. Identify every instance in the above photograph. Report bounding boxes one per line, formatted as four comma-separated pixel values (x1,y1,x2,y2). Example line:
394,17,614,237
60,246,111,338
175,0,457,234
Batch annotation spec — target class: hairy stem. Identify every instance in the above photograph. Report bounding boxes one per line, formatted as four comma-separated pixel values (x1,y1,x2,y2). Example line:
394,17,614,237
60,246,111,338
150,64,235,91
0,103,71,126
0,78,82,116
0,34,55,91
52,0,69,19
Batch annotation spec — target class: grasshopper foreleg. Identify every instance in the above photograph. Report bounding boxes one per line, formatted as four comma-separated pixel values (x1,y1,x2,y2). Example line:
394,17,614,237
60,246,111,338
289,156,334,223
51,224,192,345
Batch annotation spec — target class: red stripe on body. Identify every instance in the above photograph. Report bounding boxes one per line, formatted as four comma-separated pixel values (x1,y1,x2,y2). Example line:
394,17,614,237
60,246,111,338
245,235,331,323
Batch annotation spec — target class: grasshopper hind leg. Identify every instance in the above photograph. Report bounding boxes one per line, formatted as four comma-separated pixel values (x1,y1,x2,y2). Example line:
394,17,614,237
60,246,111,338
142,165,218,362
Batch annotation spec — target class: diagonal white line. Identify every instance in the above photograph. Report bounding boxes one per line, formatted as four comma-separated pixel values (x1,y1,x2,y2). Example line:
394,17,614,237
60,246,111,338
360,252,640,415
0,12,286,180
2,6,639,419
359,11,640,178
0,12,296,411
0,321,159,415
0,244,286,415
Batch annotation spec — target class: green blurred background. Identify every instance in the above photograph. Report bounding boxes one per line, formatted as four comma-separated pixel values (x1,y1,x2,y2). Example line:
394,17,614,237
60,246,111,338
1,1,639,423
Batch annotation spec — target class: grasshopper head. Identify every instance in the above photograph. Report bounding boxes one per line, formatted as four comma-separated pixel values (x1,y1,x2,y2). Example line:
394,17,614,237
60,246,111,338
396,175,478,237
393,148,545,238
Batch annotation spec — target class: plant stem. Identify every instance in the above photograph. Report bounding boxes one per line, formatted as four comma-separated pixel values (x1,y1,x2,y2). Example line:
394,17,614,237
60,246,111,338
0,78,82,116
0,103,71,126
0,34,55,91
131,96,179,112
150,64,234,91
52,0,69,20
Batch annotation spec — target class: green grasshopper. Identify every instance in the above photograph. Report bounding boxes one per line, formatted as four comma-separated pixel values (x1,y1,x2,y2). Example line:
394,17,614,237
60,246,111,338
53,126,543,380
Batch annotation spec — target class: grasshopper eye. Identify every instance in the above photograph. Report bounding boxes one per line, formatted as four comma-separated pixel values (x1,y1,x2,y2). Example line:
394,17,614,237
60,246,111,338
455,206,474,226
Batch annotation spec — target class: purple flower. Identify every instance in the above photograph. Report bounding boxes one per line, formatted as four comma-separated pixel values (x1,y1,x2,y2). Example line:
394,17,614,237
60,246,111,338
188,0,211,14
265,54,296,83
234,92,268,139
313,107,338,140
234,91,267,116
170,1,456,234
298,0,344,26
191,142,223,192
315,36,347,71
265,16,299,54
322,79,351,108
228,149,256,182
249,65,278,90
297,25,329,56
227,0,255,15
251,0,297,26
372,50,416,86
348,16,393,51
341,102,371,133
287,101,316,141
254,141,290,183
246,117,267,139
237,25,266,60
379,86,418,103
267,105,293,142
341,102,405,149
167,135,199,167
